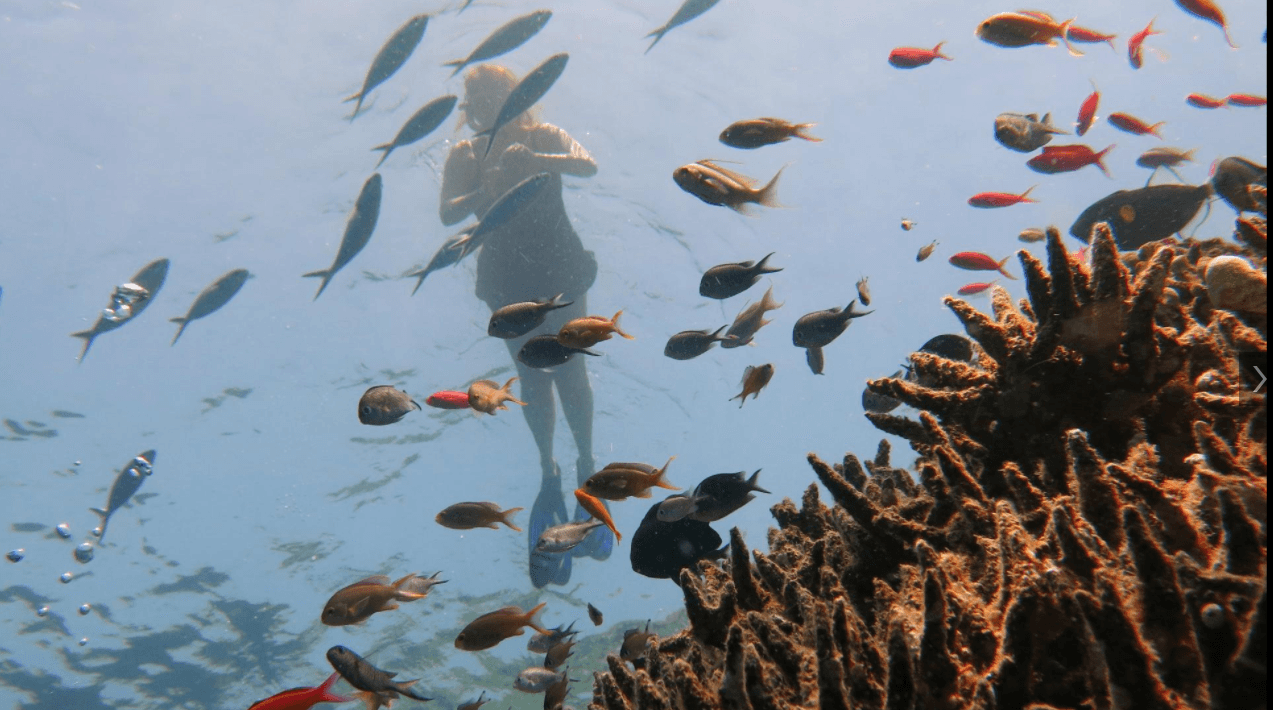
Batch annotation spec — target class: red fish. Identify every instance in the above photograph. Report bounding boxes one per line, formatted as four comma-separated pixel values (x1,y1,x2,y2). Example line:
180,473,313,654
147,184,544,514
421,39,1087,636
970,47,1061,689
948,252,1017,280
425,391,470,409
887,42,952,68
574,489,621,543
1174,0,1237,48
1128,18,1162,69
1226,94,1267,107
957,282,997,296
1186,93,1228,109
968,186,1037,208
1066,24,1117,49
1076,82,1100,136
1107,112,1165,138
1027,144,1114,177
249,673,353,710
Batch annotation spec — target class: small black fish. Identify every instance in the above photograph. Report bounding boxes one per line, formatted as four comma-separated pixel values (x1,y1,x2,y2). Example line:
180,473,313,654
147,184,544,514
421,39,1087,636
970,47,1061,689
630,503,725,582
305,173,383,299
489,294,573,339
90,450,156,542
357,386,422,425
72,258,169,362
518,335,599,369
664,326,731,360
918,334,974,362
620,620,655,664
699,253,782,299
792,300,872,348
345,15,430,122
1211,156,1267,213
689,470,768,522
170,268,250,345
805,346,825,375
372,94,457,168
326,645,430,702
1069,183,1211,249
645,0,722,53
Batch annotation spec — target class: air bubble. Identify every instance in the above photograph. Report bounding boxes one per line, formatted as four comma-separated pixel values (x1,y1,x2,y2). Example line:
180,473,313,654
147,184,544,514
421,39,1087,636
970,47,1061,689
78,637,88,646
79,604,91,616
1201,603,1225,629
6,549,23,563
92,527,103,538
37,606,49,617
56,523,72,539
74,542,95,564
60,572,74,584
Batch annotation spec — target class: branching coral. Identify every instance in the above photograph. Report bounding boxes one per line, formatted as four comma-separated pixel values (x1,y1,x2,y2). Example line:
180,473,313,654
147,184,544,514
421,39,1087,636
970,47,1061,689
589,217,1266,710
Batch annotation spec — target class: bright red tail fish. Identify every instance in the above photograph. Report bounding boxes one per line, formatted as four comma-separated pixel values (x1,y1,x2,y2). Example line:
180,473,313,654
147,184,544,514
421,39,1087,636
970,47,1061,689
249,673,353,710
1187,93,1228,108
1027,144,1114,177
425,391,471,409
1128,18,1162,69
968,186,1037,208
1226,94,1267,107
887,42,952,68
957,282,997,296
1076,82,1100,136
1107,112,1165,138
949,252,1017,280
1174,0,1237,48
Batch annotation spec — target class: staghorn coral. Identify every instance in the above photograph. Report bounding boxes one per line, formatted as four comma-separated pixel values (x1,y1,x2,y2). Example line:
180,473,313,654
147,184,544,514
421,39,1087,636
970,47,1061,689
590,219,1266,710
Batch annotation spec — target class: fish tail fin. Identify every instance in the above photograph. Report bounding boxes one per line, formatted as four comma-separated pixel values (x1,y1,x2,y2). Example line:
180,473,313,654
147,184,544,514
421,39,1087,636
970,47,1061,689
169,319,188,346
1019,185,1038,203
526,601,550,635
548,293,574,310
1041,113,1070,135
1148,121,1166,139
89,508,109,541
71,330,96,362
611,310,636,340
502,507,524,532
302,269,332,300
443,58,466,78
653,456,679,490
644,27,667,54
710,324,729,340
474,128,496,159
315,672,354,703
393,679,431,703
792,122,822,142
932,41,952,61
1095,145,1115,177
756,251,783,275
997,256,1019,280
847,300,874,318
347,96,366,123
409,269,427,296
372,143,393,169
1104,35,1117,50
748,469,770,494
1223,25,1237,50
755,166,785,208
1058,18,1083,56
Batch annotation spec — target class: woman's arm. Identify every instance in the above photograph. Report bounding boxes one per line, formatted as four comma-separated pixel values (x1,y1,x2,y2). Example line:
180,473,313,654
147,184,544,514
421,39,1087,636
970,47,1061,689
528,124,598,178
439,139,483,226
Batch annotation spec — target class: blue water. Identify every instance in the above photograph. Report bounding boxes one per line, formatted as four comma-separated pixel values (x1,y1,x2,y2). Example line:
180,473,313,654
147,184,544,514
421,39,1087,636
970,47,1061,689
0,0,1265,708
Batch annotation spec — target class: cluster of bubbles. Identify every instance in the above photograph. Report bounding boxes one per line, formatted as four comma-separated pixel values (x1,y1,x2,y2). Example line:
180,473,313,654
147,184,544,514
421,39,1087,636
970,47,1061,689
101,282,149,323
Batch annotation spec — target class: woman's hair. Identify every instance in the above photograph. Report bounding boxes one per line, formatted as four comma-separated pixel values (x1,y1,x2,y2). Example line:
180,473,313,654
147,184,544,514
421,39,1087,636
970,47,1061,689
458,64,539,133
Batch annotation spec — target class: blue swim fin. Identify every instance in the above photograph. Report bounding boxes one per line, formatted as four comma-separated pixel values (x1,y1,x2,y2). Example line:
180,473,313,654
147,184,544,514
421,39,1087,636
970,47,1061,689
529,461,572,588
571,502,614,560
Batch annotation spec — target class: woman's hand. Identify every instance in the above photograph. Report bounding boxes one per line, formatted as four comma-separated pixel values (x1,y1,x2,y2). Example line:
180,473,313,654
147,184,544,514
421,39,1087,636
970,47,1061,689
500,142,539,175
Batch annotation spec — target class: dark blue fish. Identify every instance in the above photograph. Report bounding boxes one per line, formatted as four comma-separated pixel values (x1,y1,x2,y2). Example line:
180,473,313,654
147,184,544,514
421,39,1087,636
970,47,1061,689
345,15,429,121
630,502,726,582
476,54,569,159
372,94,457,168
170,268,250,345
90,450,156,543
645,0,722,54
443,10,553,78
688,470,768,522
450,172,553,254
305,173,383,300
407,227,475,296
918,333,974,362
699,252,782,299
71,258,169,363
1069,183,1211,249
1211,157,1266,214
518,335,599,369
791,300,872,348
664,326,730,360
326,645,430,701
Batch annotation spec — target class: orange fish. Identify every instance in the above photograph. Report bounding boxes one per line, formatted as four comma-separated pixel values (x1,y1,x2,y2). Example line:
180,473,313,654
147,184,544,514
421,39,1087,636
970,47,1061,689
1174,0,1237,48
1027,144,1114,177
1076,81,1100,136
731,364,775,407
887,42,952,68
455,603,550,651
1187,93,1228,108
584,457,679,501
321,573,430,626
1065,24,1117,49
1226,94,1267,107
557,310,635,349
948,252,1016,280
249,672,353,710
1128,18,1163,69
1107,112,1165,138
467,377,526,415
957,282,997,296
574,488,622,543
968,186,1037,208
976,12,1081,55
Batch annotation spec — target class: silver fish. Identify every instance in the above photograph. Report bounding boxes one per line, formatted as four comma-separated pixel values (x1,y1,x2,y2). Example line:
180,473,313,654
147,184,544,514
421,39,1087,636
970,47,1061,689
357,385,421,425
721,285,781,348
169,268,250,345
407,225,475,296
345,15,430,122
372,94,457,168
489,293,573,338
655,493,707,522
664,326,731,360
514,666,567,693
443,10,553,78
699,252,782,299
399,571,448,597
993,112,1069,153
527,621,577,653
476,53,569,159
72,258,169,362
449,172,553,255
645,0,721,53
535,519,604,554
792,300,872,348
305,173,382,300
862,369,906,414
90,450,155,543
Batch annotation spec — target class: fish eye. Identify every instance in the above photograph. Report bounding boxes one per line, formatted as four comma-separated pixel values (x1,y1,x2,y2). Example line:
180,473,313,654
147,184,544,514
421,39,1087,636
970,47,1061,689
361,406,373,415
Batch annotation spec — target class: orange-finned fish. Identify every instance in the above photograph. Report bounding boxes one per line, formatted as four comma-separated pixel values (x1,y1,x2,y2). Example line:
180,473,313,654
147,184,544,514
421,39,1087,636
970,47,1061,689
1065,24,1117,49
574,488,621,543
1226,94,1267,107
887,42,952,68
1128,18,1163,69
249,672,353,710
1076,82,1100,136
976,12,1082,56
425,390,471,409
948,252,1017,280
1026,144,1115,177
968,186,1037,208
1186,93,1228,109
1174,0,1237,48
1107,112,1165,138
957,282,997,296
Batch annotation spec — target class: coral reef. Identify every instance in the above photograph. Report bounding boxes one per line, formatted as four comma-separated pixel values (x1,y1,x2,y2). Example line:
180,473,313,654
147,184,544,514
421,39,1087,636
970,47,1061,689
588,218,1266,709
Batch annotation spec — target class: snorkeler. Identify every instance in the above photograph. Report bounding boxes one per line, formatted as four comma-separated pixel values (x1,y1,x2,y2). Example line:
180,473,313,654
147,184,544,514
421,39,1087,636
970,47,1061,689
439,64,611,587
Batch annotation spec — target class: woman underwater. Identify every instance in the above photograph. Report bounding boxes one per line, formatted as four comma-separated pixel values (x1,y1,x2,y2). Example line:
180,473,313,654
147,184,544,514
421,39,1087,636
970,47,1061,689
439,64,612,587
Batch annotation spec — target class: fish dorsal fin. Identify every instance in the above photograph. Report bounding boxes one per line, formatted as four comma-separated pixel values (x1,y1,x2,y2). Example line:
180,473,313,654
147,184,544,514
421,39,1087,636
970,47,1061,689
1026,113,1039,121
740,365,755,385
351,575,391,587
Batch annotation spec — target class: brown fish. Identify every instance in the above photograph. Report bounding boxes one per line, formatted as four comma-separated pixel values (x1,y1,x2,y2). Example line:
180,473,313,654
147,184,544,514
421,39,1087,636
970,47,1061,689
543,637,576,670
457,691,490,710
321,574,429,626
435,502,524,532
583,457,679,501
719,117,821,149
557,310,634,349
976,11,1081,55
855,276,871,306
672,160,784,214
587,603,603,626
900,218,917,231
916,240,938,262
468,377,526,415
357,386,421,426
1018,227,1046,243
721,286,782,348
620,620,655,662
730,364,774,407
455,602,550,651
